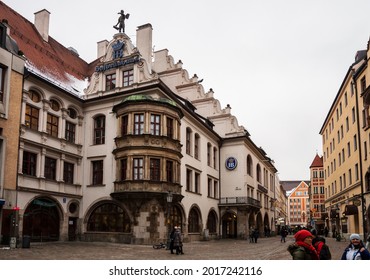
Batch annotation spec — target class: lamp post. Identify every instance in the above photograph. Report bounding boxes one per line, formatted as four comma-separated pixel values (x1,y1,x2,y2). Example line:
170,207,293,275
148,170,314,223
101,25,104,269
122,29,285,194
166,191,173,250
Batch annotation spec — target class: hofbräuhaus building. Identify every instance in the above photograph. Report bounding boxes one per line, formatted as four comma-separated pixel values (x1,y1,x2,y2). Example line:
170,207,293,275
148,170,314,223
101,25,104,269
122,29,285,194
0,2,278,245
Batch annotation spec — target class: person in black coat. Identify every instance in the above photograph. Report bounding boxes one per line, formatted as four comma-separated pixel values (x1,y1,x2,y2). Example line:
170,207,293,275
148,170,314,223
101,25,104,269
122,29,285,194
253,228,260,243
311,229,332,260
169,226,176,254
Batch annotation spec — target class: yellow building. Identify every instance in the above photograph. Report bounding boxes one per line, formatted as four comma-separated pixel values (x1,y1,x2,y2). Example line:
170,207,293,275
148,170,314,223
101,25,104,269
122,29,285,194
0,20,25,244
320,40,370,239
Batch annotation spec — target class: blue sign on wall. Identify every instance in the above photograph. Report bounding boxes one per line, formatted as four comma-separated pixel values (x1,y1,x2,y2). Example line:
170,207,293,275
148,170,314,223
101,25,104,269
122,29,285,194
225,157,238,170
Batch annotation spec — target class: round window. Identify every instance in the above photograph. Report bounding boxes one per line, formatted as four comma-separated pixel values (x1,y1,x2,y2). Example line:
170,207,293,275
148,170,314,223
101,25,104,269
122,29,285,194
69,202,78,214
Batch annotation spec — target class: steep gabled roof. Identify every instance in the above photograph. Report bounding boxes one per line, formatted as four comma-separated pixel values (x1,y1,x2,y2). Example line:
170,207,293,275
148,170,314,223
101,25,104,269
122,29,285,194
310,153,323,168
0,2,97,93
280,180,310,193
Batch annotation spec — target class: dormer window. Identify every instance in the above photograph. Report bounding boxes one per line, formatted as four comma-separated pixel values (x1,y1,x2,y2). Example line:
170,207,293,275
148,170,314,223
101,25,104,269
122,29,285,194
106,73,116,91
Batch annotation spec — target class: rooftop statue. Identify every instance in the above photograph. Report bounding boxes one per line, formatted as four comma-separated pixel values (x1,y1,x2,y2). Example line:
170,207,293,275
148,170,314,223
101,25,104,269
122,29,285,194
113,10,129,33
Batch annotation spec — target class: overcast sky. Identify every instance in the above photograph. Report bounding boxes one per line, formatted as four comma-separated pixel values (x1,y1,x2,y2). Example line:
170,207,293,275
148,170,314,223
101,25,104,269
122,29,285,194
4,0,370,180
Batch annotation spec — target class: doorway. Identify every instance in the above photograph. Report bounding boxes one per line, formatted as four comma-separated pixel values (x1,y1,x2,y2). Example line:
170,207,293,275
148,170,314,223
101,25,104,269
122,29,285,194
222,211,237,238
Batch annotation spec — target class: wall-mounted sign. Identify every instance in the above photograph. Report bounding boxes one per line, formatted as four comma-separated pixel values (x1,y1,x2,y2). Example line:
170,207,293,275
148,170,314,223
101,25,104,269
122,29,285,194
95,55,140,72
225,157,238,170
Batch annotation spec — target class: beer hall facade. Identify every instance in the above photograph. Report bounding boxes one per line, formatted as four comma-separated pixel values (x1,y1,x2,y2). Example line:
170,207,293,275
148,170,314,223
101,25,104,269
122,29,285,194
0,2,279,245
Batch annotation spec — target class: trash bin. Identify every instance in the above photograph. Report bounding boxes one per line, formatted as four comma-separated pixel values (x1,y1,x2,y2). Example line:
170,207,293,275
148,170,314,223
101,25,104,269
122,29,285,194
22,235,30,248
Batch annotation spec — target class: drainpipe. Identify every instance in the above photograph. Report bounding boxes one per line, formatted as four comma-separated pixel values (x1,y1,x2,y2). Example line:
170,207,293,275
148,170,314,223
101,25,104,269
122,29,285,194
352,73,368,239
218,140,222,238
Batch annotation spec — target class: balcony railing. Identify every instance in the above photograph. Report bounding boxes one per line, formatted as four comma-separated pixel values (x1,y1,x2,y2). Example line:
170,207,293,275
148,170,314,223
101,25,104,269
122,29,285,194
219,196,261,208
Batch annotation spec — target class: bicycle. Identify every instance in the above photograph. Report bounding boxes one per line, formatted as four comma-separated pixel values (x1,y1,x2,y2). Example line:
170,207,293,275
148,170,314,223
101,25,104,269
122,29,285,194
152,242,167,249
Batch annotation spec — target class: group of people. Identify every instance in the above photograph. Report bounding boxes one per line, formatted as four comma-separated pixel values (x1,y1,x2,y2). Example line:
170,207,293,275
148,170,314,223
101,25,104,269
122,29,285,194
287,228,370,260
169,226,184,255
249,227,260,243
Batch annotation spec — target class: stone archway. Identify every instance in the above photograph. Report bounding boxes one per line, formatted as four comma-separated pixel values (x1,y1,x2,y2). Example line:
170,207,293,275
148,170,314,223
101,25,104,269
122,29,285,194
256,212,263,233
23,197,62,242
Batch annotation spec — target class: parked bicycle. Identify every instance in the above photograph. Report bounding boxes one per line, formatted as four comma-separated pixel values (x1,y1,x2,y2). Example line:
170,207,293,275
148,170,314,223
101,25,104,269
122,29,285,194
152,242,167,249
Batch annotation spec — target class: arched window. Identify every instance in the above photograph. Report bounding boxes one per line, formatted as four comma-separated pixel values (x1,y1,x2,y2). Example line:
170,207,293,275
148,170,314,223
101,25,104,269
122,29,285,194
256,164,261,183
207,210,217,233
207,143,212,166
186,127,192,155
247,155,253,176
194,133,200,159
67,108,77,119
50,99,60,111
28,90,41,102
188,207,201,233
87,203,131,232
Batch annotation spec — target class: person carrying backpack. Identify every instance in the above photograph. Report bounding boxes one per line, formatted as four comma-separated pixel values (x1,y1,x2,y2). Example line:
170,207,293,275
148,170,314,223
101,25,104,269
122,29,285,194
311,229,332,260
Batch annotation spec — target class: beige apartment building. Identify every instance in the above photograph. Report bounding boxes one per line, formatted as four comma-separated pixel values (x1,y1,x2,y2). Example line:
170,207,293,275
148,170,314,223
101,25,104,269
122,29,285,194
320,40,370,239
275,182,288,234
0,2,279,245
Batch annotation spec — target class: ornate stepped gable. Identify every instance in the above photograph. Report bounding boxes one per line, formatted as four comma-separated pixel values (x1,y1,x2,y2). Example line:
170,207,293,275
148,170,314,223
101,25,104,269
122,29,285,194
152,49,246,138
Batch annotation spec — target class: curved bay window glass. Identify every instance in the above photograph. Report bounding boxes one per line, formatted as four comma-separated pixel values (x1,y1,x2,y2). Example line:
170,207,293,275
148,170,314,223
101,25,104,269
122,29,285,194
188,207,201,233
87,203,131,233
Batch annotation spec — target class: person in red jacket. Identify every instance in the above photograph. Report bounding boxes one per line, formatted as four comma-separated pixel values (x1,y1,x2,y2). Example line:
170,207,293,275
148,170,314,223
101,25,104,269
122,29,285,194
287,229,319,260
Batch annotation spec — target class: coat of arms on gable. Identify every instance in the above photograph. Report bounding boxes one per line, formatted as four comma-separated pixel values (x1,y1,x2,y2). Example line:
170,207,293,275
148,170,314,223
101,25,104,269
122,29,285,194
112,40,125,60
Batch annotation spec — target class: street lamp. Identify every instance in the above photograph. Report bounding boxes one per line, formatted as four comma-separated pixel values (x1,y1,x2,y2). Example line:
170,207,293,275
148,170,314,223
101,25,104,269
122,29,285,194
166,191,173,250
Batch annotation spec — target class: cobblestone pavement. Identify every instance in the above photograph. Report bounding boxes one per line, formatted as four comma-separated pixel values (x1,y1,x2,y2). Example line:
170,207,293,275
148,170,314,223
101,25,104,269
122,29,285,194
0,235,347,260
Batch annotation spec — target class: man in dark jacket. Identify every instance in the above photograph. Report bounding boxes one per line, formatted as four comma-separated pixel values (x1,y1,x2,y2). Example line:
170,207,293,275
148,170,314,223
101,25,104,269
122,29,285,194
311,229,332,260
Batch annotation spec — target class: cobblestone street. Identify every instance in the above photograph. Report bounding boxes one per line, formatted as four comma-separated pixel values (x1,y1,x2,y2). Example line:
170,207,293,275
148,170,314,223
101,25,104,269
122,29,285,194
0,235,347,260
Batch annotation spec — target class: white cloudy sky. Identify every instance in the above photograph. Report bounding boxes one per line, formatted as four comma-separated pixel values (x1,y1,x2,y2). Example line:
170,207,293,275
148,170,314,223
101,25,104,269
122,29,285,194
4,0,370,180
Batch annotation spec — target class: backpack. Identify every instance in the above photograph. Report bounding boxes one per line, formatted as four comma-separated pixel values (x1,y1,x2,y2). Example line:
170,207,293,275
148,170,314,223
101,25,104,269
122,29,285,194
314,240,331,260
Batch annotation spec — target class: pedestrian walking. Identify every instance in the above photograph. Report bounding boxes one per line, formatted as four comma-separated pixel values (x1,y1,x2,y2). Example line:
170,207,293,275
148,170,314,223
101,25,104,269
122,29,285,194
287,229,319,260
280,227,288,243
253,228,260,243
341,233,370,260
173,227,184,255
169,226,176,254
249,227,254,243
311,229,332,260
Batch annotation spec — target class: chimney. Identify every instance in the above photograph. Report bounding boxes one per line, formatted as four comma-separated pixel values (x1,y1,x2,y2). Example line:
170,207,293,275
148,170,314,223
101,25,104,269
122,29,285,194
97,40,109,59
34,9,50,42
136,24,153,66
